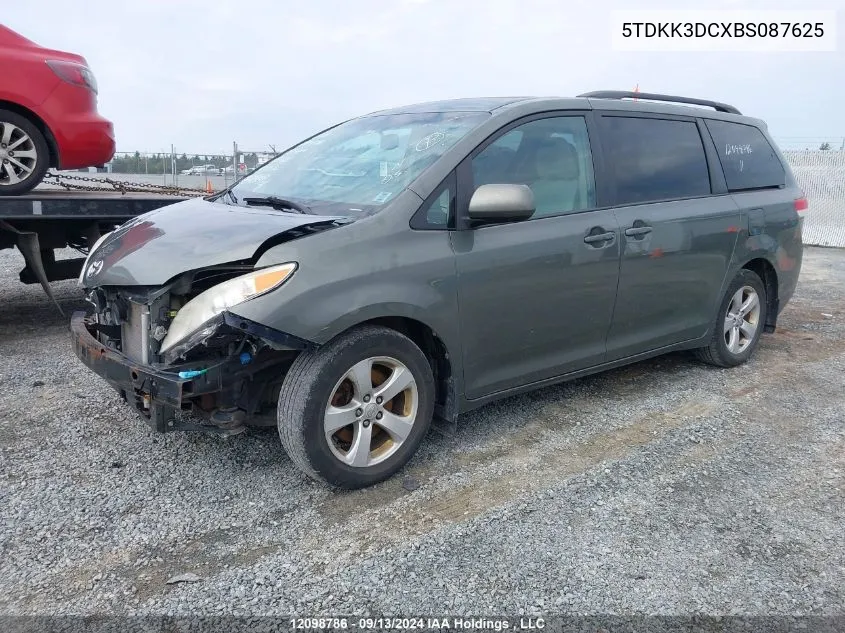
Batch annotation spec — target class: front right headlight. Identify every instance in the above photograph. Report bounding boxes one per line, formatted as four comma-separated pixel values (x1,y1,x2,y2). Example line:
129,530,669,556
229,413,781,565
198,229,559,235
159,262,297,356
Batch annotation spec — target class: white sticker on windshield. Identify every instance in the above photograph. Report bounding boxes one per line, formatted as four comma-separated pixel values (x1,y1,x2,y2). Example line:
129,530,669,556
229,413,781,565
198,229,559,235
373,191,393,204
380,159,405,184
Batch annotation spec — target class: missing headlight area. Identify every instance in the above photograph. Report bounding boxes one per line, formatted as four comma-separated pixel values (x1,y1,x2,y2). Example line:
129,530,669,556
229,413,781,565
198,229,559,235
82,267,313,433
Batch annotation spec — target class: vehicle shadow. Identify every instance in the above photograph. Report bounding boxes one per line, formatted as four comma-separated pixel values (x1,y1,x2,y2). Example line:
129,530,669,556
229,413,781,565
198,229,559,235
314,349,701,504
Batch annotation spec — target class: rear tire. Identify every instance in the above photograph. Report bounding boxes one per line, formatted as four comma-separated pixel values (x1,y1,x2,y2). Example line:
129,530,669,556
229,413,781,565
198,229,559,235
0,110,50,196
277,325,435,489
694,269,767,368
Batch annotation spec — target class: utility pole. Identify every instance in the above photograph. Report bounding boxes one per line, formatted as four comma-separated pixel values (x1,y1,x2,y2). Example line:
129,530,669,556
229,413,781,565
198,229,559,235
233,141,239,178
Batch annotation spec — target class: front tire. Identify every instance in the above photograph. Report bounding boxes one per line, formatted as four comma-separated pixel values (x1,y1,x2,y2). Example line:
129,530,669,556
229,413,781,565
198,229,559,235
695,268,767,368
277,325,435,489
0,110,50,196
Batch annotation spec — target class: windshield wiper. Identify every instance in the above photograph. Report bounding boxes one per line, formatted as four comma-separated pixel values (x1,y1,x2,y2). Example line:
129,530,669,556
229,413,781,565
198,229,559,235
243,196,310,214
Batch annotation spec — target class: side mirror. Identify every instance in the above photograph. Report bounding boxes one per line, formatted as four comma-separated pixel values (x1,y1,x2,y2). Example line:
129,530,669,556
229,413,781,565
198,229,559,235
468,184,535,223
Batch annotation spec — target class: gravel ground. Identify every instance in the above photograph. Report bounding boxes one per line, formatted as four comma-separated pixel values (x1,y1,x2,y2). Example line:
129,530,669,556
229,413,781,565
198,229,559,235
0,246,843,617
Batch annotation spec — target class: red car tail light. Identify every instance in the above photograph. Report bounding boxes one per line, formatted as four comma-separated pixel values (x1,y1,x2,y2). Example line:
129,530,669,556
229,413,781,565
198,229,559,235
794,196,808,213
45,59,98,94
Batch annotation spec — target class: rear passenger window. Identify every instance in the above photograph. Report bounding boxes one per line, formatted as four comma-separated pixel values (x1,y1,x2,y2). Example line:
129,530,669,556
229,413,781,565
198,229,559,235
600,116,711,205
705,120,785,191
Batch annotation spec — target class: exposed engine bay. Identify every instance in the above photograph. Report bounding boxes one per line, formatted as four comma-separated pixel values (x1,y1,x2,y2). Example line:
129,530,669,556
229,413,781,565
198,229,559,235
81,264,314,434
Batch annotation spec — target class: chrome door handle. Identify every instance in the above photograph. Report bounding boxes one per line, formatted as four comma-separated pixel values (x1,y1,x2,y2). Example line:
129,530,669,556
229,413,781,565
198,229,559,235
584,232,615,244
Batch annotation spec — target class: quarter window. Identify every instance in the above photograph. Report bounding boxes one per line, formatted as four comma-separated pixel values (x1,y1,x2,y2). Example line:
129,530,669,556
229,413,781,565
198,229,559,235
410,176,454,230
600,116,711,205
471,117,596,218
705,120,785,191
423,187,451,227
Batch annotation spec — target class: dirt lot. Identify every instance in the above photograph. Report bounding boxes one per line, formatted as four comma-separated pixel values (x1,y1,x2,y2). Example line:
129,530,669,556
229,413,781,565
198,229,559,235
0,246,843,616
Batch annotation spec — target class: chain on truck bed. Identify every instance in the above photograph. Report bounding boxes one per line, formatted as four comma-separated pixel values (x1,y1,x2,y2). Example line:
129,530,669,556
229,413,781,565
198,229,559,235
42,172,210,196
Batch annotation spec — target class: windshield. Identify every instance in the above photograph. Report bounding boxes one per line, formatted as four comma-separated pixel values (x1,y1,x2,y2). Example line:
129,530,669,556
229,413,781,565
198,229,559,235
230,111,489,215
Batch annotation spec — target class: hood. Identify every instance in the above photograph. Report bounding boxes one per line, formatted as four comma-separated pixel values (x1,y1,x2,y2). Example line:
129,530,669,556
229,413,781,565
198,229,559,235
82,197,345,287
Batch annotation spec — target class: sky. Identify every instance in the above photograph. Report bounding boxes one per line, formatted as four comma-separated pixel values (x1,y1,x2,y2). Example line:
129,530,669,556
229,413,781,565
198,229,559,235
4,0,843,154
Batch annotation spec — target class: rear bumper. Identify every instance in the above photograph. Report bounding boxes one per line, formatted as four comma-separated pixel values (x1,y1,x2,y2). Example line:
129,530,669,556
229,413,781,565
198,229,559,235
775,218,804,313
39,82,116,169
70,311,224,432
54,118,115,169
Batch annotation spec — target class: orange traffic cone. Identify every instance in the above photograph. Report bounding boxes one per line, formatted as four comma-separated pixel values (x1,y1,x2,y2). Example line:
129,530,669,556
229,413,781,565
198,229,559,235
205,179,214,193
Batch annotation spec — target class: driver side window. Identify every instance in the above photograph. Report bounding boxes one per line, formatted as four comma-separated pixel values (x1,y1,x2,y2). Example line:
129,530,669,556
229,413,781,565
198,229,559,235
471,116,597,218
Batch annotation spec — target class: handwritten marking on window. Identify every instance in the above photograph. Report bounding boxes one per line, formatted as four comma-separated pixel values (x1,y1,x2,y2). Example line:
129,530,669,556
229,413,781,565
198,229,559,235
725,143,753,156
415,132,446,152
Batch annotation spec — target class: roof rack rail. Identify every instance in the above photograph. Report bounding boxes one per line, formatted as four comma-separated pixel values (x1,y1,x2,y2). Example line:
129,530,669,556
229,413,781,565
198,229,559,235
576,90,742,115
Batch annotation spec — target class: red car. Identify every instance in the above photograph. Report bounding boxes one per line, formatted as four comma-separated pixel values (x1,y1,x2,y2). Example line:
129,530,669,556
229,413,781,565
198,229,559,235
0,25,115,195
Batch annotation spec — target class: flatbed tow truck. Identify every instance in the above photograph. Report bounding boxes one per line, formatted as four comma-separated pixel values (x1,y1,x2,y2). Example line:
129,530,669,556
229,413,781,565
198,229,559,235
0,174,207,310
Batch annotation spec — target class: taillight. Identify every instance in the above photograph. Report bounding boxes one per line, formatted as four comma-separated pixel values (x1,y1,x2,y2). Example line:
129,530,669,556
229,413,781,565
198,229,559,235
794,196,808,213
45,60,98,94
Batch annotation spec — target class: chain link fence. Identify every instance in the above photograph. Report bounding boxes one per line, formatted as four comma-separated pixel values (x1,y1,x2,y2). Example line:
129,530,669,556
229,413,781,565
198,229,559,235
783,150,845,248
105,150,278,176
52,149,278,192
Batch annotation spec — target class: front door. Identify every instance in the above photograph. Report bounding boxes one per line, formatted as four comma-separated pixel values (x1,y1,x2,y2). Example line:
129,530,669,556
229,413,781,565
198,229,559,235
452,114,621,400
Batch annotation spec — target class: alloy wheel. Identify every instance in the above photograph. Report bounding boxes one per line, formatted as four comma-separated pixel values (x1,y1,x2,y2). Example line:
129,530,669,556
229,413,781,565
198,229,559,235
0,122,38,187
324,356,419,468
723,285,761,355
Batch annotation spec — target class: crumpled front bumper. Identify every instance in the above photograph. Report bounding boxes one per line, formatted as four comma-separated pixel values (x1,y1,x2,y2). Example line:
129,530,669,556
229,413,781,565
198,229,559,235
70,310,226,432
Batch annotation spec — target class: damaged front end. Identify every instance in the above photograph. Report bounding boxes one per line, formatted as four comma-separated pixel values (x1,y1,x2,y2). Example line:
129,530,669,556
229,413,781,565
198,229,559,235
68,195,354,433
71,264,314,435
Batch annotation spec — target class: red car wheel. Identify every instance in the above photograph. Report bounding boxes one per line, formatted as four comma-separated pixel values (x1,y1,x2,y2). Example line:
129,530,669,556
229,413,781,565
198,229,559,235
0,109,50,196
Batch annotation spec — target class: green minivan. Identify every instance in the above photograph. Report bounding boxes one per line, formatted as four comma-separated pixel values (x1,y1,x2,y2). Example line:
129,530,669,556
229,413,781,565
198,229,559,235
72,90,806,488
